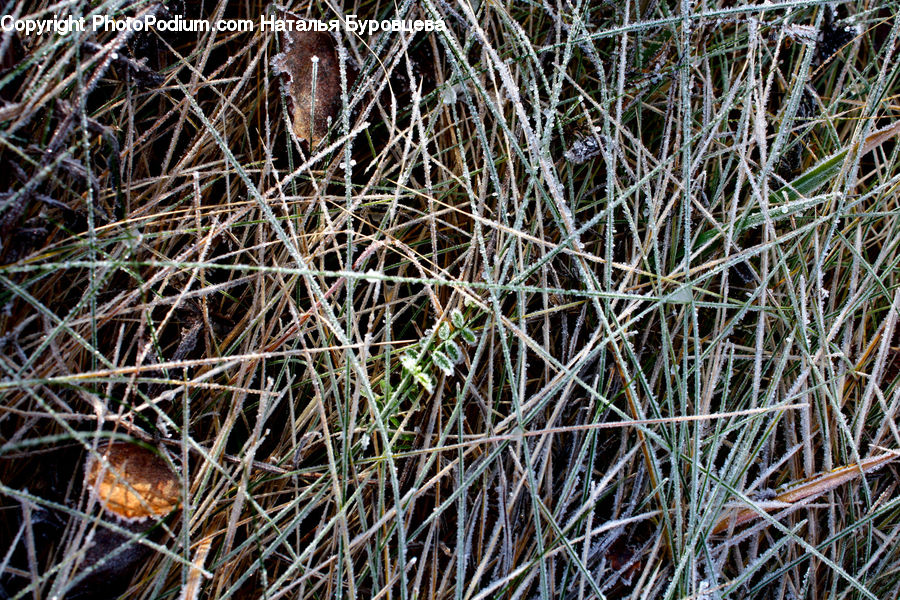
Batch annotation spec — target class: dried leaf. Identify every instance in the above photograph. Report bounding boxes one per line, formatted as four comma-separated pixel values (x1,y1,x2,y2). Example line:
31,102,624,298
605,537,641,584
272,16,342,149
860,120,900,155
713,451,897,534
84,442,181,522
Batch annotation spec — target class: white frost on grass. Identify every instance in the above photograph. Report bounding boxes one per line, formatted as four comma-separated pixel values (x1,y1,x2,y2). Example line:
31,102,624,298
564,134,601,164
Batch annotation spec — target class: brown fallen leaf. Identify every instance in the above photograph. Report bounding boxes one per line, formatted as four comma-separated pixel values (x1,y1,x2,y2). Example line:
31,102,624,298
605,536,641,584
84,441,181,522
713,451,898,534
860,120,900,155
271,15,342,149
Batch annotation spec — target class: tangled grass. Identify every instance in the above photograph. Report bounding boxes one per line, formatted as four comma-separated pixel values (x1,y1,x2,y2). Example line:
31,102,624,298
1,1,900,599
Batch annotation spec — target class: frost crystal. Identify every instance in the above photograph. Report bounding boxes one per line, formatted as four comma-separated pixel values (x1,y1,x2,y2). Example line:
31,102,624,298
441,84,457,104
783,24,818,47
564,134,602,164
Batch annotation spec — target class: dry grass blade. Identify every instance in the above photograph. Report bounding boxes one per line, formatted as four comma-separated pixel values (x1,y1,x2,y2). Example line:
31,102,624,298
713,451,899,534
178,536,214,600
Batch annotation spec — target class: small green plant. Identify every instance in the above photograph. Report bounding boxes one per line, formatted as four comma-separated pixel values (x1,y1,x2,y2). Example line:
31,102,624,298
399,307,477,393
